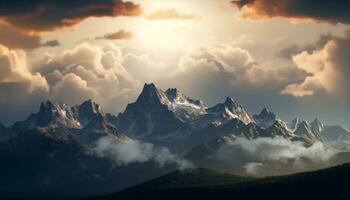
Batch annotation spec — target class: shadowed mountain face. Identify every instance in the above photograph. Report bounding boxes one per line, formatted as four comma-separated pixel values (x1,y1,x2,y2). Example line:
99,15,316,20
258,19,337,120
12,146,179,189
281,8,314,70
0,98,182,199
0,83,349,199
92,163,350,200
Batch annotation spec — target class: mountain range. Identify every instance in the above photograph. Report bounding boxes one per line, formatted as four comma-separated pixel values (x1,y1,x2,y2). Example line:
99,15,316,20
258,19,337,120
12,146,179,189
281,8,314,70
0,82,349,198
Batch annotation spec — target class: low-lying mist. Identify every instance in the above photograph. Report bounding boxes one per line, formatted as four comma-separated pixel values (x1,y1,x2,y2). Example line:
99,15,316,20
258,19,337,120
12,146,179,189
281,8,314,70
210,137,347,176
89,136,193,170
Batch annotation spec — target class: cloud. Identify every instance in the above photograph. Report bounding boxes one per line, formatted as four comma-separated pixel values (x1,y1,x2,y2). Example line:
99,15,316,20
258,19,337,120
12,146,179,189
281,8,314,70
282,33,350,98
33,43,140,114
42,40,60,47
0,0,143,32
95,29,133,40
122,53,166,81
90,135,193,169
0,21,60,49
231,0,350,24
214,137,337,176
0,43,48,124
50,73,97,105
173,45,306,89
0,44,48,92
0,42,142,125
0,22,41,49
120,44,308,116
146,9,196,20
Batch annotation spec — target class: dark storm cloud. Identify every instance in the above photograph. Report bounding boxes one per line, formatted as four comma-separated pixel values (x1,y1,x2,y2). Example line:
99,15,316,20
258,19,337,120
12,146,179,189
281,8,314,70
277,34,336,59
0,22,41,49
95,29,133,40
0,0,143,32
0,22,60,49
231,0,350,24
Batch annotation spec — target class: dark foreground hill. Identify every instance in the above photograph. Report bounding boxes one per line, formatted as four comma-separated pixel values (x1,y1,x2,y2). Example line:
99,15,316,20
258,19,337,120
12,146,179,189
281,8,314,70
91,163,350,200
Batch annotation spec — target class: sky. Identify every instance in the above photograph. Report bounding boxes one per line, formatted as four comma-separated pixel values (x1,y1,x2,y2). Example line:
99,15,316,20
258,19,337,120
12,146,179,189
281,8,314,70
0,0,349,128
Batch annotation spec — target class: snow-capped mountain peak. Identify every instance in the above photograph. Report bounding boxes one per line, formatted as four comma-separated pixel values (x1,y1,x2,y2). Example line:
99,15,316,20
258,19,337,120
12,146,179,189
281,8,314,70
253,107,277,128
293,120,321,142
12,99,106,131
206,96,253,124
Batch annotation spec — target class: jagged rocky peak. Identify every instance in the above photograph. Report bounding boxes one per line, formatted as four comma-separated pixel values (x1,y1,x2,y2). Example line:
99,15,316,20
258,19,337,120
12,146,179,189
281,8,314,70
16,99,107,130
210,96,239,111
288,117,302,131
294,120,322,142
37,100,69,119
255,107,277,118
38,100,62,115
207,96,253,124
165,87,205,108
75,99,104,127
165,88,179,101
39,100,54,111
311,118,324,133
136,83,169,105
224,96,238,107
298,120,311,129
295,120,314,136
11,100,80,130
79,99,100,113
260,108,271,116
224,97,250,115
79,99,101,114
273,120,292,133
253,107,277,128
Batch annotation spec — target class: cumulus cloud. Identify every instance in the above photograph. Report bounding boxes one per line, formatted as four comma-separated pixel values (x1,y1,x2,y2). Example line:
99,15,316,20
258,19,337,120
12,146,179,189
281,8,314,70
95,30,133,40
0,0,142,32
0,44,48,92
50,73,97,105
282,33,350,98
214,137,337,176
146,9,196,20
0,41,310,125
231,0,350,24
90,135,193,169
174,45,306,89
122,53,167,81
33,42,139,114
0,44,48,124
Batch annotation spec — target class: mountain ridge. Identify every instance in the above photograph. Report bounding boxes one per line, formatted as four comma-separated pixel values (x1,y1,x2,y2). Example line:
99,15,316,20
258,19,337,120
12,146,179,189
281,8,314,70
0,82,349,198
